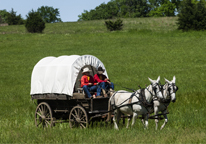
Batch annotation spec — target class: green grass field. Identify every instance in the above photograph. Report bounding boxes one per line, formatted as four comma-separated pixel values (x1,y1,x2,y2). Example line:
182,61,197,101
0,17,205,143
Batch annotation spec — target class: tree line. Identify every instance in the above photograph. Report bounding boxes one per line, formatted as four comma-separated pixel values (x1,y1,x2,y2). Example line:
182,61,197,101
78,0,181,21
1,0,206,32
0,6,62,25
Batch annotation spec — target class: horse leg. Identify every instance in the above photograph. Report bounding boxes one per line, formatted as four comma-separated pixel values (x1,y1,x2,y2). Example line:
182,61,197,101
113,110,120,130
154,106,159,130
126,115,131,129
131,113,138,128
160,112,168,130
144,114,149,129
140,115,145,127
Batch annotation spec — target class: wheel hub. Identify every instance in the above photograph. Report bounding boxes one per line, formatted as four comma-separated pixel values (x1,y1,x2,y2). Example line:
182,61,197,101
76,117,81,122
41,115,46,120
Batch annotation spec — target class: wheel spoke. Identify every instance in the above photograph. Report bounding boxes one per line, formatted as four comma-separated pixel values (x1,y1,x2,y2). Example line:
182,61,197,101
45,121,48,128
45,118,52,120
45,112,51,118
36,121,42,127
80,123,86,128
43,105,47,115
80,115,86,120
38,107,42,114
45,120,51,126
79,110,83,118
40,105,44,113
80,121,87,124
77,108,80,117
44,108,48,115
44,105,47,113
71,113,77,119
42,122,45,128
74,109,78,117
36,112,42,117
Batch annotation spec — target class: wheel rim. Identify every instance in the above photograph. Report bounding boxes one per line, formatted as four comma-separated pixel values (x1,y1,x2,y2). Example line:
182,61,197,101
69,106,88,129
35,102,53,128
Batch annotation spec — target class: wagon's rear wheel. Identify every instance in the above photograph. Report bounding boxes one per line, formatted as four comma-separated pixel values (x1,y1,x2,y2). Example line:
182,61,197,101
69,105,88,129
35,102,53,128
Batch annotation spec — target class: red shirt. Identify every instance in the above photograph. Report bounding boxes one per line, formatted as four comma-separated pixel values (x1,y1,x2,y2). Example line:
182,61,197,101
94,74,107,83
81,75,97,87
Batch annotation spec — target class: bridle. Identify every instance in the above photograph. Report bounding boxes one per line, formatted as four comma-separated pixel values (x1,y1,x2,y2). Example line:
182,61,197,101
167,83,178,96
160,83,178,103
146,83,162,98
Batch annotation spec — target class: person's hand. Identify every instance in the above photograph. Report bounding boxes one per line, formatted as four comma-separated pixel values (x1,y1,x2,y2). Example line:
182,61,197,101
88,83,93,85
107,81,111,85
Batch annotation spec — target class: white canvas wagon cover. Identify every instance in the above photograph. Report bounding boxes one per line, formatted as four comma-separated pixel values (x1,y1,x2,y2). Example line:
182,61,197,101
30,55,108,96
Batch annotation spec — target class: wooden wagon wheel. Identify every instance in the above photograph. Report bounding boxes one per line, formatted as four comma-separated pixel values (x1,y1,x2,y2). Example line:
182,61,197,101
69,105,88,129
35,102,53,128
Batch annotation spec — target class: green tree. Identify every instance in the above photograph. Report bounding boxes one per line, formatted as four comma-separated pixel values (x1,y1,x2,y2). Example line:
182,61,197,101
37,6,62,23
171,0,182,12
193,0,206,30
177,0,195,31
149,0,176,16
78,0,152,21
7,8,24,25
0,9,9,23
25,10,45,33
78,1,119,21
117,0,152,17
177,0,206,31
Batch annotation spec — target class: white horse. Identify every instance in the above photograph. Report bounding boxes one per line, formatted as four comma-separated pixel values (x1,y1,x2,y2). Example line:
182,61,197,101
107,76,163,130
153,76,178,130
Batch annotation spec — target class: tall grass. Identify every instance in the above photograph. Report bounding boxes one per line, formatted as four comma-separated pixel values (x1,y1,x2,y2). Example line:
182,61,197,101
0,17,205,143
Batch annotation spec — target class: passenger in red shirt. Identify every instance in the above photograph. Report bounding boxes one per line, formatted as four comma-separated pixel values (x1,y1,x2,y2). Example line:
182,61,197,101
81,67,101,98
94,67,114,97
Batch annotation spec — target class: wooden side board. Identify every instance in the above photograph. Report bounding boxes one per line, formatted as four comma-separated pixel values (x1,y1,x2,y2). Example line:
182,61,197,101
31,93,86,100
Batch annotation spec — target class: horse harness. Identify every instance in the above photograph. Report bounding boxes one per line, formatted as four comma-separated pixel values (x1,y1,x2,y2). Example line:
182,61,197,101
111,84,160,112
157,83,179,111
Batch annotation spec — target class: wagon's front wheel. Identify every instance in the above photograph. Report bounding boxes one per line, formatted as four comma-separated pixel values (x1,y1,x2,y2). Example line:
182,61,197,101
69,105,88,129
35,102,53,128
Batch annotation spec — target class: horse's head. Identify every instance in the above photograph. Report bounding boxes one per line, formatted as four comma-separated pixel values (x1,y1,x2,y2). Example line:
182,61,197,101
148,76,163,99
164,76,178,103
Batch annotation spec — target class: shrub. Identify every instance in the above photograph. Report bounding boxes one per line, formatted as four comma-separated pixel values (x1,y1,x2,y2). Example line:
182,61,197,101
0,10,9,23
7,8,24,25
25,10,45,33
105,19,123,31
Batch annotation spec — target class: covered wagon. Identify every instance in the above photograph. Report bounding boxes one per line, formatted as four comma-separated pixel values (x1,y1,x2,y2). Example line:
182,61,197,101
30,55,110,128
